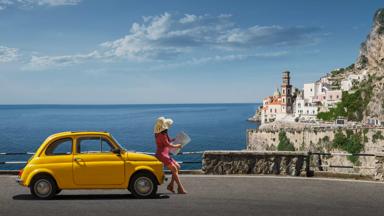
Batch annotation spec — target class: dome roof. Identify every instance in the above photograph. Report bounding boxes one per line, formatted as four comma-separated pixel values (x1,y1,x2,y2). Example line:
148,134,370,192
273,88,281,97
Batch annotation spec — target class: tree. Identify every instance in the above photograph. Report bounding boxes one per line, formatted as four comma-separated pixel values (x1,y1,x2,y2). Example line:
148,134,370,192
277,130,295,151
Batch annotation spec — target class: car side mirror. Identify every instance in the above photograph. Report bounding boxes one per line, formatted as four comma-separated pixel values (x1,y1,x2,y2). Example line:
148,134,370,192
112,148,121,155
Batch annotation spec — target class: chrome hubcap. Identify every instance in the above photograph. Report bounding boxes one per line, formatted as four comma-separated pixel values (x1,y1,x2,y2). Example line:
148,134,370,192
134,177,153,196
35,179,52,197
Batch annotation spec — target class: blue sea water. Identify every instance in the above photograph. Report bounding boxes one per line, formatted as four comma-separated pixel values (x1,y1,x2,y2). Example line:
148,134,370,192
0,104,260,170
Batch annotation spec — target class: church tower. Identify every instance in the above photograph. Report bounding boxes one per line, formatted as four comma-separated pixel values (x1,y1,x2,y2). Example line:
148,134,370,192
281,71,293,114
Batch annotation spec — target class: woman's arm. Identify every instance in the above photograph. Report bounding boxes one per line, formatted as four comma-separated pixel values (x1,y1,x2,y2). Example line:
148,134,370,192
161,134,182,148
170,143,182,148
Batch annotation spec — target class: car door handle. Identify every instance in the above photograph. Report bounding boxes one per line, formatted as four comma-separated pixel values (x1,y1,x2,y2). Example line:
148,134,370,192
74,157,82,162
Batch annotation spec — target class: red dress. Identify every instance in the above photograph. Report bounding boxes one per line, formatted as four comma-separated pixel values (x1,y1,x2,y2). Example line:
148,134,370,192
155,132,176,166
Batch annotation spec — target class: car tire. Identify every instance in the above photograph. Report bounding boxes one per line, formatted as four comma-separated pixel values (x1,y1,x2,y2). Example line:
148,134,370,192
129,172,157,199
30,175,57,200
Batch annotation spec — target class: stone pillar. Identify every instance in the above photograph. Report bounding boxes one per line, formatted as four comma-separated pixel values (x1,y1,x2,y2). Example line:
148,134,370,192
374,153,384,181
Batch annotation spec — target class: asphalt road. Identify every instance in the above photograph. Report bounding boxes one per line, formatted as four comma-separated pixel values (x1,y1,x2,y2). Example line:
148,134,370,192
1,175,384,216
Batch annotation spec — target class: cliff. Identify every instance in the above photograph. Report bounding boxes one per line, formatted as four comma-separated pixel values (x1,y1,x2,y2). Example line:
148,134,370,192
355,9,384,123
330,9,384,122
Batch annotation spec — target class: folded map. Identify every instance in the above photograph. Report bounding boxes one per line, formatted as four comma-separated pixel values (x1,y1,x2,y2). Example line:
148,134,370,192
169,131,191,155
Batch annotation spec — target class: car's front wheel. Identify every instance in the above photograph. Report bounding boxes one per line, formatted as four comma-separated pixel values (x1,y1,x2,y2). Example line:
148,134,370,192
129,172,158,198
30,175,57,199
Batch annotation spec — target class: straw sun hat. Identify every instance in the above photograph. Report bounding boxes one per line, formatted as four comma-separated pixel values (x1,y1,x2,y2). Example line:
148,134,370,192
154,117,174,133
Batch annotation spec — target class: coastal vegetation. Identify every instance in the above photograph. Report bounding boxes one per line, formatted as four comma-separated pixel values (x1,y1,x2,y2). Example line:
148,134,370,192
277,130,295,151
372,131,384,143
317,76,373,122
332,130,364,164
330,64,355,77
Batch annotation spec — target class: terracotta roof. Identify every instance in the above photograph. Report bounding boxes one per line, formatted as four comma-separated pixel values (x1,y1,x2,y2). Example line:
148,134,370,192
269,101,282,105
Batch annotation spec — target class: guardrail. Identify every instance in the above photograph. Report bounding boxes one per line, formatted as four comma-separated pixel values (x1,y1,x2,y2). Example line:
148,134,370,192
0,151,203,166
0,151,379,171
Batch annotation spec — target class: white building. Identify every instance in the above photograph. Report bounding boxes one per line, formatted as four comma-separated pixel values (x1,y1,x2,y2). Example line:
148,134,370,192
294,94,319,121
304,83,317,101
341,73,367,91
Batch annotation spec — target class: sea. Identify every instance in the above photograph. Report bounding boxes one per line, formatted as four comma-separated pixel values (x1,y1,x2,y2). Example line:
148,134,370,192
0,104,260,170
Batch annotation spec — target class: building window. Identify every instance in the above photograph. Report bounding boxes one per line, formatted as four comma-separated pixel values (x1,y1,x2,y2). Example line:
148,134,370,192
275,109,277,113
330,95,332,100
310,88,313,92
270,109,272,113
287,98,290,103
283,98,285,103
336,95,339,99
282,89,285,94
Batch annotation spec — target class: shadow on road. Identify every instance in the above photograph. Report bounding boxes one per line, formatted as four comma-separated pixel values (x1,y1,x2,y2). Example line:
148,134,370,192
13,193,170,200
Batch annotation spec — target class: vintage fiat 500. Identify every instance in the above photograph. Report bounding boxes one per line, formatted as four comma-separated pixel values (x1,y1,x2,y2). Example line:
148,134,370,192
16,131,164,199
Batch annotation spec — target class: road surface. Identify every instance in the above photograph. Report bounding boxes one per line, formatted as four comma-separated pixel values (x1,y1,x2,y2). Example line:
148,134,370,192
1,175,384,216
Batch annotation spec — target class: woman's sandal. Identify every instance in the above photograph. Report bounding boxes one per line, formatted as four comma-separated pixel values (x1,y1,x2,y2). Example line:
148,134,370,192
177,188,187,194
167,184,175,193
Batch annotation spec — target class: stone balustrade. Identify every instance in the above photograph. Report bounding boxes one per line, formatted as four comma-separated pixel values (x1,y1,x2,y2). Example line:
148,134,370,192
202,151,310,176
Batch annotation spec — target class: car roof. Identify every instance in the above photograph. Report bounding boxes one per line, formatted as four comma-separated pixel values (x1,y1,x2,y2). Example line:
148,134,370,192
46,131,110,140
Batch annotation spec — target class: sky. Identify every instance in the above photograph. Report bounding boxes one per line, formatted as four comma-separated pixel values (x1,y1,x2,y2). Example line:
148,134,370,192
0,0,383,104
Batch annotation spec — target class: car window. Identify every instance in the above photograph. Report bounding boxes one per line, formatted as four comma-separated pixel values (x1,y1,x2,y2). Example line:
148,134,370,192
45,138,73,156
77,137,114,154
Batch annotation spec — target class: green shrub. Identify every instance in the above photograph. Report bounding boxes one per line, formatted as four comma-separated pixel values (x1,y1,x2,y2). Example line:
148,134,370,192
372,131,384,143
317,78,373,122
277,130,295,151
332,130,364,164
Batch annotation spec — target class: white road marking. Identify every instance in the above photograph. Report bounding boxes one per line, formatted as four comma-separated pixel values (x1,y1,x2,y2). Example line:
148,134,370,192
180,174,384,184
2,174,383,185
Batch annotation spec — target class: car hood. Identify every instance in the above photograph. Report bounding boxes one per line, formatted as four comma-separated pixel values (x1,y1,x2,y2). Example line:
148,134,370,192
124,152,158,161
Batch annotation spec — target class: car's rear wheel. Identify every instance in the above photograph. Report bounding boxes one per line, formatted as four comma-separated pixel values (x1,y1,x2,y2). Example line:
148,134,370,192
129,172,157,198
30,175,57,199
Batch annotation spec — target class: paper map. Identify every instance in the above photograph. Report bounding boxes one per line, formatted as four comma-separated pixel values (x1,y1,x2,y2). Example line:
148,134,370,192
169,131,191,155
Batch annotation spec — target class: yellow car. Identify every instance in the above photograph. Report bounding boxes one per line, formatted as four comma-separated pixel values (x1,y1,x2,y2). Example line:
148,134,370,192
16,131,164,199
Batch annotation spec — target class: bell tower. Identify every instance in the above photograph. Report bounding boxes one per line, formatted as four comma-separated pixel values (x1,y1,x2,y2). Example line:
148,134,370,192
281,71,293,113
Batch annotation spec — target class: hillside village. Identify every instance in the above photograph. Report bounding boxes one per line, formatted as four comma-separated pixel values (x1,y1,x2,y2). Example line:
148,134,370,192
253,69,370,125
252,8,384,128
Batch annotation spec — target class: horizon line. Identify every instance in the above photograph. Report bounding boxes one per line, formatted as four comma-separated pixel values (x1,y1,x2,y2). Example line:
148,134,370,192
0,102,262,106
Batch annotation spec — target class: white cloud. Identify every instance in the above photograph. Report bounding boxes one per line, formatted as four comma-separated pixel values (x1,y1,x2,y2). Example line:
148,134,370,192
0,45,19,63
0,0,81,10
24,51,100,70
32,0,81,6
101,12,320,61
160,51,289,68
21,12,321,70
179,14,202,24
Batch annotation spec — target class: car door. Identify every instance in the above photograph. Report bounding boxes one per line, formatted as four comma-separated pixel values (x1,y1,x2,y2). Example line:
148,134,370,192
72,136,125,185
43,137,74,188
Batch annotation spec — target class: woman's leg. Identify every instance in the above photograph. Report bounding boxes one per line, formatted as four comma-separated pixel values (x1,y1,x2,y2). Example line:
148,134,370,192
168,163,187,194
173,161,181,172
167,164,176,193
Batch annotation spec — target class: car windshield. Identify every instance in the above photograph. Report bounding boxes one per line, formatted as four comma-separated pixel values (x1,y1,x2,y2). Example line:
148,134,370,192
111,135,127,151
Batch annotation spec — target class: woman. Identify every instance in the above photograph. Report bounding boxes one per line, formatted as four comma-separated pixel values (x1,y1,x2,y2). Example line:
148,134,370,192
154,117,187,194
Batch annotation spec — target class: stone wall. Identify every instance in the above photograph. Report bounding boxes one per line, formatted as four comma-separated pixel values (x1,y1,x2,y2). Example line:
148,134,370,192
202,151,309,176
247,127,384,175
